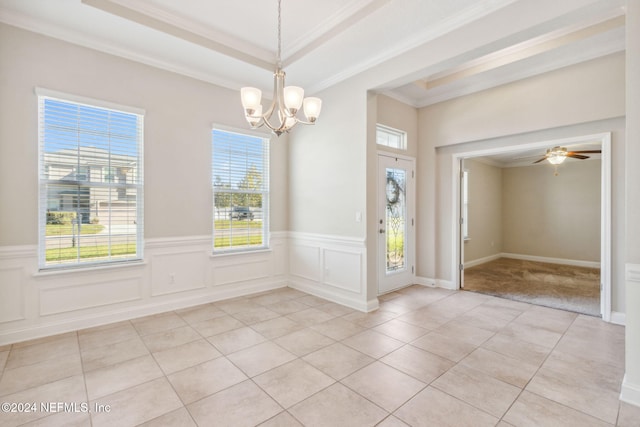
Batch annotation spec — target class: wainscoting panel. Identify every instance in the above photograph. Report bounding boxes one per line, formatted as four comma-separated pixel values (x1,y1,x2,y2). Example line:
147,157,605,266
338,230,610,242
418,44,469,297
0,234,288,345
151,250,208,296
0,266,25,323
289,243,321,282
213,257,271,286
620,263,640,407
323,248,362,293
288,233,370,312
40,276,142,316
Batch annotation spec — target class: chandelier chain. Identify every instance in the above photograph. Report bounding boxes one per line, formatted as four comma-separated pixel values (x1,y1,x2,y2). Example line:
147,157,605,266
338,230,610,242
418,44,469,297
277,0,282,67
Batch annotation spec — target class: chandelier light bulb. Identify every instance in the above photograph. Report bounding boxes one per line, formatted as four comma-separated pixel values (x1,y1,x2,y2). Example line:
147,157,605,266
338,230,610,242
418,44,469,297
247,105,262,127
241,87,262,112
303,97,322,122
283,86,304,114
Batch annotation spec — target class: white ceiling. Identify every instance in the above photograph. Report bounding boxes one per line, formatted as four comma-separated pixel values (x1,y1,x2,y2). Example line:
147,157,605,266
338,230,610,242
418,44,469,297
470,142,603,168
0,0,627,107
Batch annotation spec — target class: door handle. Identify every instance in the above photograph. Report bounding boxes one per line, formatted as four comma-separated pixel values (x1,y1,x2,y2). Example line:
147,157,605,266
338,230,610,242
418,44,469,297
379,228,385,234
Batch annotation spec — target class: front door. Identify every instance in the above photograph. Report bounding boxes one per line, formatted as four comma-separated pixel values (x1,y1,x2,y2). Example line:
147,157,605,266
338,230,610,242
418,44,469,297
378,154,415,294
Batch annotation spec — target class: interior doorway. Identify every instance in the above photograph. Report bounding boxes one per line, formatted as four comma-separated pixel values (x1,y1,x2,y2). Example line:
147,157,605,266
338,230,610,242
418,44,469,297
452,133,611,319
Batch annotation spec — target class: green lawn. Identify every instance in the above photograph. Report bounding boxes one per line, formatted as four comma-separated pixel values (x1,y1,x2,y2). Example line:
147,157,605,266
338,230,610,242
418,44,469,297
46,224,105,236
214,234,263,248
215,219,262,229
46,243,136,262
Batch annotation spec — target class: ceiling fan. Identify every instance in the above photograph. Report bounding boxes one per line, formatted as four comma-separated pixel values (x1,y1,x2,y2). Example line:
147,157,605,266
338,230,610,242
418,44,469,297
533,146,601,165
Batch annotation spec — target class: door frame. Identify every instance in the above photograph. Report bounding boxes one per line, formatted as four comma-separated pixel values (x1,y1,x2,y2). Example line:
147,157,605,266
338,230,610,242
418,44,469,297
451,132,612,321
377,151,416,295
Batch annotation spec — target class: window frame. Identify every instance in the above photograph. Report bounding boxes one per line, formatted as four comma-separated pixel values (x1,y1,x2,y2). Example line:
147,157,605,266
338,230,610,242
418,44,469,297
211,125,270,254
376,124,407,150
36,88,144,270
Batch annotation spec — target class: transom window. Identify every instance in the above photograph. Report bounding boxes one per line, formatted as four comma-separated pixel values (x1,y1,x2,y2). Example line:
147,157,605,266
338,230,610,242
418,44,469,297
376,124,407,150
212,128,269,252
37,89,144,269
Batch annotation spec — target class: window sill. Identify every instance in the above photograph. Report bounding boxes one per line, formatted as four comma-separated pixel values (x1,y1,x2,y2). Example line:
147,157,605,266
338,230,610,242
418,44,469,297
210,248,272,258
34,260,146,277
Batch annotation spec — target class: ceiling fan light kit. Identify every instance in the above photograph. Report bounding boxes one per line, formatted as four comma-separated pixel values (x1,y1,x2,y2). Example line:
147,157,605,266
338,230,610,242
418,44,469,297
240,0,322,136
546,147,568,165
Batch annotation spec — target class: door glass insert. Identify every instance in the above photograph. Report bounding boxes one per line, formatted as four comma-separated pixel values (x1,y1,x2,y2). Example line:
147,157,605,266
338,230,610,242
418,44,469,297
385,168,406,273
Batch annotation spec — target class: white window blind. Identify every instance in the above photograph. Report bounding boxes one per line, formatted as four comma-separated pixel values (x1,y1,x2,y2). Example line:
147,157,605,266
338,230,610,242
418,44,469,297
38,92,144,268
376,124,407,150
212,128,269,252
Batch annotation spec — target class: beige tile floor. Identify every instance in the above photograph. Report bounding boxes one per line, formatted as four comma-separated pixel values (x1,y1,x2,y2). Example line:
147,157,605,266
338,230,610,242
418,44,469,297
1,285,639,426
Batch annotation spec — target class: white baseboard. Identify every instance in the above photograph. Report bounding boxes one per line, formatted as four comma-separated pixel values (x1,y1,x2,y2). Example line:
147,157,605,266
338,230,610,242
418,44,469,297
414,276,455,290
414,276,436,287
464,253,501,268
436,279,456,290
501,253,600,269
288,279,377,312
620,375,640,408
610,311,626,326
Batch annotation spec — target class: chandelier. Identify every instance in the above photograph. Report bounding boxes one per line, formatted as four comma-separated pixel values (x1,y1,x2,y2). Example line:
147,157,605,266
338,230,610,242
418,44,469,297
240,0,322,136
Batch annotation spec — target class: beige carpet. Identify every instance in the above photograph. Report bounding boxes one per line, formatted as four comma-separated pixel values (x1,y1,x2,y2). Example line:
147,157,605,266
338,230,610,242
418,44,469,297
463,257,600,316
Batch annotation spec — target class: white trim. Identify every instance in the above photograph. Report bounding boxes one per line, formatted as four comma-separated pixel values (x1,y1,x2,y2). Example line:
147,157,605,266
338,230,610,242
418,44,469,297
451,132,612,321
436,279,456,290
500,253,600,269
464,253,501,268
376,150,415,162
414,276,436,287
626,263,640,282
288,280,377,313
0,245,37,260
33,260,146,278
34,87,145,115
620,375,640,408
288,231,365,247
610,311,625,326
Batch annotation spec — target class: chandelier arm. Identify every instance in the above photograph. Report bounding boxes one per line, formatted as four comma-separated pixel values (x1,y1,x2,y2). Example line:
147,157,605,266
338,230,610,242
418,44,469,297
262,114,285,134
262,71,278,118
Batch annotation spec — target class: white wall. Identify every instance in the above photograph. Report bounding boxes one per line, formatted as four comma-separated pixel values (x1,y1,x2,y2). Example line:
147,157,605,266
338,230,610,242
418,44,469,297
502,160,601,262
287,76,374,310
375,95,419,159
622,0,640,408
463,159,503,264
0,23,290,343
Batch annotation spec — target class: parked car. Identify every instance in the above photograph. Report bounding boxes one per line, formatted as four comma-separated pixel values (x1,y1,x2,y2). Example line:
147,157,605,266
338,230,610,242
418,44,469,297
229,207,254,220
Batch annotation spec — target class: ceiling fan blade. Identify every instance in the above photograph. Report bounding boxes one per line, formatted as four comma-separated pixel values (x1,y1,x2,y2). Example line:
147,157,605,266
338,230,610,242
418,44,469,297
533,157,547,164
568,150,601,154
567,154,589,159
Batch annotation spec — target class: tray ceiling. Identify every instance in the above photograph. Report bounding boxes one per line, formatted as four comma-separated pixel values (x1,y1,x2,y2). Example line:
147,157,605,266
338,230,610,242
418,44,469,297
0,0,627,106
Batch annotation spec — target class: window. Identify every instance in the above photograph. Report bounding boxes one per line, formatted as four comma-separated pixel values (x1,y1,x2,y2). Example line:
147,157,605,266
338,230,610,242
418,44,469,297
37,89,144,268
376,124,406,150
212,128,269,252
